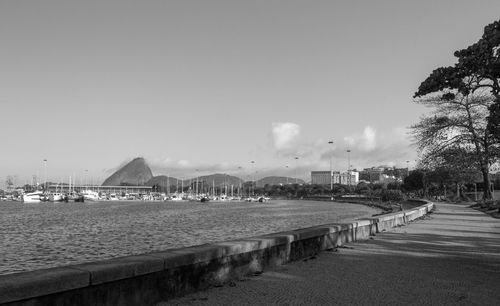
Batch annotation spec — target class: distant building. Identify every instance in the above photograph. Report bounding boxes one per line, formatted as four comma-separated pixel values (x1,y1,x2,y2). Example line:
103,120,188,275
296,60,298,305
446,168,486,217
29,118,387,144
359,167,384,183
383,167,409,180
359,166,408,183
311,171,340,185
47,184,152,194
340,171,359,186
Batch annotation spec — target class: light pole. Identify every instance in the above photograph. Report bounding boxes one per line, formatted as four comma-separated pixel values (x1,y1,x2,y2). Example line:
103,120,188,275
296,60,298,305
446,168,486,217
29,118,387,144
346,149,351,190
285,165,289,184
329,141,334,200
43,159,47,193
250,161,255,196
294,157,299,184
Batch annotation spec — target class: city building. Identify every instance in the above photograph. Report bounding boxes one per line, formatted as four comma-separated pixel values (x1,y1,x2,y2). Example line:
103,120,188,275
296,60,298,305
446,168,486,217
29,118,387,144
359,167,384,182
340,171,359,186
311,171,340,185
47,184,153,194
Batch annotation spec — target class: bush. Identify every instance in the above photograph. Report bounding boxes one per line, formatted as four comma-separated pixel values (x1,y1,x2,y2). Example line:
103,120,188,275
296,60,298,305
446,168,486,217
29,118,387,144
375,189,405,202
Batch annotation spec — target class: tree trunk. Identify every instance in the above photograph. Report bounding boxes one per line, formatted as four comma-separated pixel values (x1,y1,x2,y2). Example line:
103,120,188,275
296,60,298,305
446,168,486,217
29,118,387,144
481,167,492,201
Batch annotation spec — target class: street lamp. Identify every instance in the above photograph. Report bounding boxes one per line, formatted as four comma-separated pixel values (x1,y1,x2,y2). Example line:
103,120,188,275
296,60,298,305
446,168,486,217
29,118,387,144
250,161,255,196
329,141,334,200
346,149,351,189
285,165,289,184
294,157,299,184
43,159,47,193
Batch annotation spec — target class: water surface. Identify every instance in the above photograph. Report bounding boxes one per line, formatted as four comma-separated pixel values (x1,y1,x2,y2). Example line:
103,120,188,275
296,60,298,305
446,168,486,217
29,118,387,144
0,200,379,275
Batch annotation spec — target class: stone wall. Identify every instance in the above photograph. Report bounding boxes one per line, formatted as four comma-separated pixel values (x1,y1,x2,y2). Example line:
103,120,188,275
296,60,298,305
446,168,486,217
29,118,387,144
0,200,433,306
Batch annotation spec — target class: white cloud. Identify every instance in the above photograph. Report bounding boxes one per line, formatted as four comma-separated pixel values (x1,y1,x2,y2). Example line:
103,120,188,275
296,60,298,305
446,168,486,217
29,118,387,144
343,126,377,152
272,122,301,152
177,160,190,167
361,126,376,151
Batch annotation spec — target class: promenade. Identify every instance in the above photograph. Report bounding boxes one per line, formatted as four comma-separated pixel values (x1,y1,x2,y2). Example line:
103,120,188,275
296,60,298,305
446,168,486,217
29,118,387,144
163,202,500,305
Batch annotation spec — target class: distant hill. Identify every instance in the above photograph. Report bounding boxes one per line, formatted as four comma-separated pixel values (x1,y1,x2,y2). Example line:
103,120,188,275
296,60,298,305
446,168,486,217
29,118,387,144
102,157,153,186
144,173,243,193
145,175,180,189
197,173,243,187
102,159,306,189
256,176,305,187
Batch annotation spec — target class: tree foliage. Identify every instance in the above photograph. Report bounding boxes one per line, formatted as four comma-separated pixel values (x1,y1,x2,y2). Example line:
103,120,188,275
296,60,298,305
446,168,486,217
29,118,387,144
411,92,494,199
414,19,500,100
413,19,500,200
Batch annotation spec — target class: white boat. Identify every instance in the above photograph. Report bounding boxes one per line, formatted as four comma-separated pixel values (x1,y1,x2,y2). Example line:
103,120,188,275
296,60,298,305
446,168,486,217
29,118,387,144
81,190,100,202
22,191,43,203
49,193,64,202
168,193,185,201
257,196,271,202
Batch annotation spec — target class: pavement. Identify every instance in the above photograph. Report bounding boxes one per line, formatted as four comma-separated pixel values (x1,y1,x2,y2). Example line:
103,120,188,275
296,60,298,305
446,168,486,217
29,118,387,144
159,202,500,306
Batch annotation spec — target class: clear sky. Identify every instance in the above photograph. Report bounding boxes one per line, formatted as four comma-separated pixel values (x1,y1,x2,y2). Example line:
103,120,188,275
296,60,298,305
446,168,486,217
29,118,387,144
1,0,499,187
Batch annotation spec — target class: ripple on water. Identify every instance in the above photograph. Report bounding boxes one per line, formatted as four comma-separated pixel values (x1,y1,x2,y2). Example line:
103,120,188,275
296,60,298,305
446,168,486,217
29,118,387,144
0,200,379,275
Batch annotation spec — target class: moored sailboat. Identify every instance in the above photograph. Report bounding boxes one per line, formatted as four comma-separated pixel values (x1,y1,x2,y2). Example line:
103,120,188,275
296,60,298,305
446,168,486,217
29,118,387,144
22,191,43,203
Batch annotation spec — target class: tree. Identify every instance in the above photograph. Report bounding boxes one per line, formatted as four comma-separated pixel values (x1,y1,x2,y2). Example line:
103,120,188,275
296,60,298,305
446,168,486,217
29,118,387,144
413,19,500,200
421,147,481,199
415,20,500,101
411,92,495,200
403,170,425,192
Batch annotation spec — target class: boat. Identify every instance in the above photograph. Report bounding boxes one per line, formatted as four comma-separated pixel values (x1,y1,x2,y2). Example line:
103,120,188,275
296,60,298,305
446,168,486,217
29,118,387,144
49,193,64,202
81,190,100,202
22,191,43,203
168,193,185,201
68,193,84,202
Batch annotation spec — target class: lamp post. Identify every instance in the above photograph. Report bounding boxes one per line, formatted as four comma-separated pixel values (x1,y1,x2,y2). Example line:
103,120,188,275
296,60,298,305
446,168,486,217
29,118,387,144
250,161,255,196
346,150,351,188
294,157,299,184
43,159,47,193
285,165,289,184
329,141,334,200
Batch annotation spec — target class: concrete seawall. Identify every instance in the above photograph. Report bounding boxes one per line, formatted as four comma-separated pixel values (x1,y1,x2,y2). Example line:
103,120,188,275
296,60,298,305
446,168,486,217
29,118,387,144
0,200,433,306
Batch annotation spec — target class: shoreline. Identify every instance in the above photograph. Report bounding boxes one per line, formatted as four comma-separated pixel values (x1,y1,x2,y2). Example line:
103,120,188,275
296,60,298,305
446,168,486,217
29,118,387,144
164,201,500,306
0,200,433,305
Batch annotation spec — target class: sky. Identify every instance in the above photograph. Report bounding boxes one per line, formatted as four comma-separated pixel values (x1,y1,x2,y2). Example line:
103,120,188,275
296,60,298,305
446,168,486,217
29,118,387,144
1,0,500,187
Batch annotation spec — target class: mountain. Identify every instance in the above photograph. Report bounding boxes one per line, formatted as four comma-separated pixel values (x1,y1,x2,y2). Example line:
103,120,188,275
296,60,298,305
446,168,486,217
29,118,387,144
102,157,153,186
146,174,243,190
146,175,180,188
256,176,305,187
196,174,243,187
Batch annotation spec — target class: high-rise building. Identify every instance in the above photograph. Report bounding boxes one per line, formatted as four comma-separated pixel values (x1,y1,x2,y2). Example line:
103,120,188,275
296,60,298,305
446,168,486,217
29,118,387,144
340,171,359,186
311,171,340,185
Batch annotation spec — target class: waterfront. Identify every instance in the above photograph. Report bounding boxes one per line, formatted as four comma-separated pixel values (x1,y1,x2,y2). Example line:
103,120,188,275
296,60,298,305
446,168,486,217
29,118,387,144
0,200,379,275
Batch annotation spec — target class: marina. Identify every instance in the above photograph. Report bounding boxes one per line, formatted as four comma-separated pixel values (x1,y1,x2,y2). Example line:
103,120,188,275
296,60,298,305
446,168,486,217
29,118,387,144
0,199,379,275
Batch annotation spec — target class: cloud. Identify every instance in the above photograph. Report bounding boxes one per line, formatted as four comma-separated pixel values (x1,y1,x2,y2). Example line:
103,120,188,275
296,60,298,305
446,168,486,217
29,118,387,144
361,126,376,151
272,122,300,151
343,126,377,152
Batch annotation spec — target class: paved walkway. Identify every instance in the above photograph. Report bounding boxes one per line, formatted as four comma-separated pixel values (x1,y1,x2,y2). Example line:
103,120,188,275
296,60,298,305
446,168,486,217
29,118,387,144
161,202,500,305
